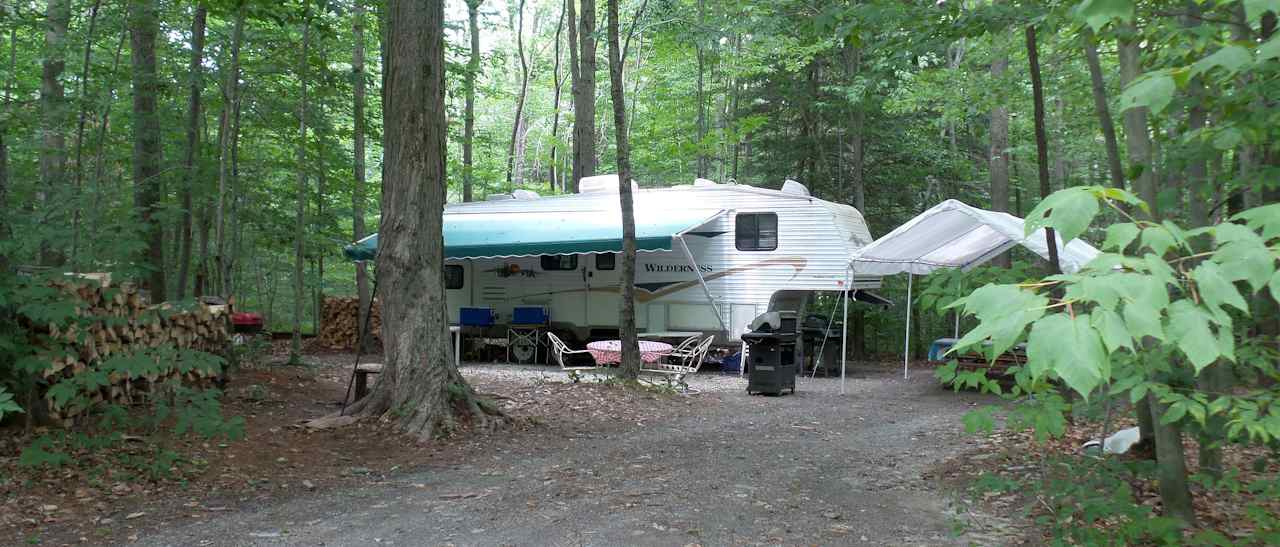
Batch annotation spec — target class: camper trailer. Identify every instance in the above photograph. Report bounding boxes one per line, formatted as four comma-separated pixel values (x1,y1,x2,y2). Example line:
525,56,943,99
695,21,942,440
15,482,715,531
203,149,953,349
347,176,882,357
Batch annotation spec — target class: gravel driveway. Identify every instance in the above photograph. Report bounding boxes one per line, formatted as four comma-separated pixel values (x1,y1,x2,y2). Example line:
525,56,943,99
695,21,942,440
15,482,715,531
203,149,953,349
138,364,999,546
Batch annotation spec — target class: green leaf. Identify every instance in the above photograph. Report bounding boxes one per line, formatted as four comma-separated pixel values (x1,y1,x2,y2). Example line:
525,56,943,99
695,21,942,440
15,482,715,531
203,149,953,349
1026,314,1108,399
1192,261,1249,314
1092,309,1134,354
1119,71,1176,115
1073,0,1135,31
1161,401,1188,424
1190,45,1252,77
1140,225,1177,256
1261,34,1280,61
1233,203,1280,240
1212,224,1276,293
1212,127,1243,151
1103,223,1140,251
1269,269,1280,304
1167,300,1221,373
952,284,1049,360
1130,382,1149,404
1024,186,1101,244
1245,0,1280,24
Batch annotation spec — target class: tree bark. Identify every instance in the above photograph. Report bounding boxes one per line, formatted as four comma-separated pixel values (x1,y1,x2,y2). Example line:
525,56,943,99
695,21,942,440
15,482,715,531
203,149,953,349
40,0,70,267
291,1,313,363
606,0,640,379
694,0,707,178
463,0,482,201
1026,25,1060,275
69,0,104,270
347,0,501,436
989,41,1010,268
571,0,598,191
1082,27,1125,189
353,0,373,351
844,42,865,212
130,0,166,300
217,5,245,298
0,22,10,272
1118,26,1157,216
550,0,566,191
177,6,208,300
505,0,530,188
1148,394,1196,526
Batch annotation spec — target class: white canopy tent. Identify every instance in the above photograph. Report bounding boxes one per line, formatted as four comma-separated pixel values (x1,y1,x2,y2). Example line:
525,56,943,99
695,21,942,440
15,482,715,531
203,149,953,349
848,199,1101,378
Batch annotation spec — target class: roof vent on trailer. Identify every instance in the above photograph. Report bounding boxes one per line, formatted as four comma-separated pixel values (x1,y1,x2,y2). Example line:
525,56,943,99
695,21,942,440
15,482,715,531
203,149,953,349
693,178,718,187
578,174,639,194
781,179,810,196
511,189,540,200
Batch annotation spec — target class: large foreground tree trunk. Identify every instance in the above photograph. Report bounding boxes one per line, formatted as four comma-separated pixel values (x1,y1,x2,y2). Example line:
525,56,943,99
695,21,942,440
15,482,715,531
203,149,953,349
1082,28,1124,189
606,0,640,378
130,0,166,300
346,0,502,436
216,6,245,298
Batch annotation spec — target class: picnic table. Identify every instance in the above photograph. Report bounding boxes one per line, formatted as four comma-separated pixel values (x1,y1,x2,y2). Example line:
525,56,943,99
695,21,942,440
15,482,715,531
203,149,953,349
586,340,673,365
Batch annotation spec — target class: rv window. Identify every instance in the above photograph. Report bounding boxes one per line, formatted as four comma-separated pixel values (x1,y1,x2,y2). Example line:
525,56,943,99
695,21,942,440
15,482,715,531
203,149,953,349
596,253,616,270
735,213,778,251
540,255,579,271
444,265,464,289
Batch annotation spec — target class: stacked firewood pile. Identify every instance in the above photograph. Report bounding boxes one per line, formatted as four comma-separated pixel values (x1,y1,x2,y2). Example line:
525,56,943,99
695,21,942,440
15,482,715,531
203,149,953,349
317,296,381,349
36,276,230,420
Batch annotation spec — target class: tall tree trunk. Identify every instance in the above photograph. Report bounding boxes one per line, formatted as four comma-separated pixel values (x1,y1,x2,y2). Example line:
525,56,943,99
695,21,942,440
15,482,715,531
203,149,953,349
1026,25,1060,275
40,0,70,267
549,0,566,191
291,1,313,363
69,0,104,270
1082,27,1125,189
88,33,126,258
217,5,245,298
1149,394,1196,525
844,42,865,212
505,0,530,188
463,0,481,201
353,0,373,350
571,0,597,190
1119,27,1157,215
606,0,640,378
177,6,208,300
0,22,10,272
694,0,708,178
347,0,502,435
130,0,166,300
989,41,1010,267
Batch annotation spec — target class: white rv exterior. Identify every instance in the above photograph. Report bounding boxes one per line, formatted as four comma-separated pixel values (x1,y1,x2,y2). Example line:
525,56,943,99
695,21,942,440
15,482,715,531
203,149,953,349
444,180,880,342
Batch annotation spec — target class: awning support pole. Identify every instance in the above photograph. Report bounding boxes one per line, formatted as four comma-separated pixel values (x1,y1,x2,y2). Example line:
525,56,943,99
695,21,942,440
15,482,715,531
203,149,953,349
676,235,728,333
842,280,852,396
903,273,913,380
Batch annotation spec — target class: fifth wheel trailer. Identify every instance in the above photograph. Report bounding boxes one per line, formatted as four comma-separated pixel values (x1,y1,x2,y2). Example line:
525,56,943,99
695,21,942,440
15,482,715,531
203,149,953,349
345,177,883,346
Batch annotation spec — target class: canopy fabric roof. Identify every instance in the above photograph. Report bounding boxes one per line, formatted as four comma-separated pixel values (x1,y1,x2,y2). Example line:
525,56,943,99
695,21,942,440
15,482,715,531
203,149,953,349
848,199,1100,275
343,208,724,261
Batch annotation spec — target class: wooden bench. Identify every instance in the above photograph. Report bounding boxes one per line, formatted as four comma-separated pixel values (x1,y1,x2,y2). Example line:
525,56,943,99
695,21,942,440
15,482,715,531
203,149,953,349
353,363,384,400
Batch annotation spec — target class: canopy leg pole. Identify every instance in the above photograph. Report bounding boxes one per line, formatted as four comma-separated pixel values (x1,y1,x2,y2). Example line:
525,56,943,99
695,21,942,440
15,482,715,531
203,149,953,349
342,269,379,415
677,235,728,333
904,273,913,380
842,288,851,395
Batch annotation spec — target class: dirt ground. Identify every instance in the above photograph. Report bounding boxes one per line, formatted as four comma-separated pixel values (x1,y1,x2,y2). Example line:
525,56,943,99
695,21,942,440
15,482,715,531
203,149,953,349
6,353,1012,546
127,360,1007,546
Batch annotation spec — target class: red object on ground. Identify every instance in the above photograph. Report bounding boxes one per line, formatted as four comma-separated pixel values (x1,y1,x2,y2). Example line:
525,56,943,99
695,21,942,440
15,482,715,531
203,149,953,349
232,312,264,330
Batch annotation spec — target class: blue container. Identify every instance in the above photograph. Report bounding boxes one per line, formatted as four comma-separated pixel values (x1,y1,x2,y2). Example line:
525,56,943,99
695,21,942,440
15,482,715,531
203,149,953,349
460,307,495,327
721,351,742,374
512,306,549,325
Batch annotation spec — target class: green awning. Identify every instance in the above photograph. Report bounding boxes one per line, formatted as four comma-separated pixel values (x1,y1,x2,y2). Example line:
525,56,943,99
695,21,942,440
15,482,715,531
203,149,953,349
343,208,723,261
